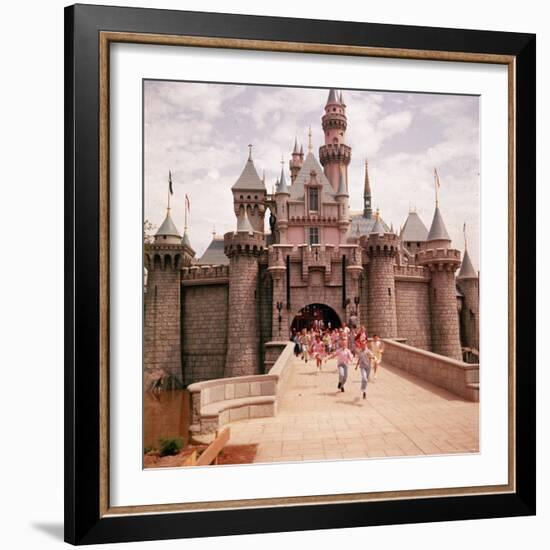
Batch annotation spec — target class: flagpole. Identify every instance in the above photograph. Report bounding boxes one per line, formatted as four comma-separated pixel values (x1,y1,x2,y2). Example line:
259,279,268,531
463,223,468,250
434,168,439,207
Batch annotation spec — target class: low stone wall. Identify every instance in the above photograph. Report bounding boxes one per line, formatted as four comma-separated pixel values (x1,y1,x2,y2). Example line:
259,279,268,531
383,339,479,402
188,341,294,436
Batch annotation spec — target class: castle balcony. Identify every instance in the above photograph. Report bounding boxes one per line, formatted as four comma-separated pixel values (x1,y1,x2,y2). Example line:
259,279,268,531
321,112,347,129
319,143,352,165
267,243,362,282
288,214,339,226
181,264,229,286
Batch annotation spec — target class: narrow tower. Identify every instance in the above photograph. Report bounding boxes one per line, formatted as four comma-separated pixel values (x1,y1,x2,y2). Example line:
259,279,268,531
224,163,266,377
144,180,195,386
231,145,266,233
319,89,351,192
457,226,479,351
335,166,351,239
274,162,290,244
363,159,373,218
417,203,462,360
360,211,398,338
289,137,303,183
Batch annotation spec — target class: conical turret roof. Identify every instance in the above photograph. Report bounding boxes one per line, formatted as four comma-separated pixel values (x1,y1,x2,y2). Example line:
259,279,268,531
427,206,451,241
458,248,478,279
155,209,180,238
236,208,254,234
276,166,289,194
401,211,429,242
326,88,340,105
181,229,193,249
231,155,265,191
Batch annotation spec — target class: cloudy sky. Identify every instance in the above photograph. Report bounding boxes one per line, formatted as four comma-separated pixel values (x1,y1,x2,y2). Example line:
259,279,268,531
144,80,480,269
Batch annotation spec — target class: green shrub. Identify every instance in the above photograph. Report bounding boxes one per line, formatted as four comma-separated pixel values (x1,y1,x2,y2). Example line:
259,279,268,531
159,437,183,456
144,446,153,454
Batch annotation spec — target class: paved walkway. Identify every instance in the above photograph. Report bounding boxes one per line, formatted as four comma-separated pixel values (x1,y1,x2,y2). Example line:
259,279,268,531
226,355,479,463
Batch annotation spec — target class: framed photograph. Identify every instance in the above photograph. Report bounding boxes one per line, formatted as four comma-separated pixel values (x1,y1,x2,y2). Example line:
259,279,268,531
65,3,536,545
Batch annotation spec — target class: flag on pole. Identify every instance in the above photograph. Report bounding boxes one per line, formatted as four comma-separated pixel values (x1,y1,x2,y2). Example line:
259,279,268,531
168,170,173,195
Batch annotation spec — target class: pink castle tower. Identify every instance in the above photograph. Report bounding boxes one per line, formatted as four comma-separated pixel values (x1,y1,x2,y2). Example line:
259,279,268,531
319,89,351,193
289,137,303,184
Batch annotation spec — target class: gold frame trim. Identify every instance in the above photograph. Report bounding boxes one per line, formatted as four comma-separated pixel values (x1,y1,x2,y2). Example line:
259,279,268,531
98,31,516,518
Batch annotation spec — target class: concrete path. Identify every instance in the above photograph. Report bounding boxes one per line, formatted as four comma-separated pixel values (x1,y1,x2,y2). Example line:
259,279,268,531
226,355,479,463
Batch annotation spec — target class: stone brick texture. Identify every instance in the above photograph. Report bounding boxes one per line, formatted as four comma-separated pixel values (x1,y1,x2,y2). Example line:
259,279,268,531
181,284,228,385
225,254,261,377
144,266,183,383
395,280,432,349
458,278,479,351
366,256,398,338
429,269,463,360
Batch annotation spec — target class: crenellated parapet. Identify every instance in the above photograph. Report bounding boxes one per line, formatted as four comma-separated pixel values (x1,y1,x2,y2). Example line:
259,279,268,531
181,264,229,286
267,243,362,283
145,242,193,271
360,232,399,258
319,143,352,167
223,230,265,258
416,248,461,272
394,264,430,281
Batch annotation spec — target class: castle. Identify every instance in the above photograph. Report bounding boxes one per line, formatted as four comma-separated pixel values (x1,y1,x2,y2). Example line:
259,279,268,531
144,89,479,387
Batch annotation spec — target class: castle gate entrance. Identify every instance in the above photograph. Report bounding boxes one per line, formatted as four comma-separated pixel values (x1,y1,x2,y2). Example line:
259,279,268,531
290,304,341,333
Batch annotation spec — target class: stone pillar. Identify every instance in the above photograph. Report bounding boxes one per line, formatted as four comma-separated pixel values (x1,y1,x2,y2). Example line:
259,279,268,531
418,248,462,360
361,234,398,338
458,277,479,351
267,245,291,340
224,230,265,377
143,247,184,386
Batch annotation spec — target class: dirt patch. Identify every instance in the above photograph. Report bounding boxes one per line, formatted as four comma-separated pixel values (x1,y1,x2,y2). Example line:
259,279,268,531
144,444,258,468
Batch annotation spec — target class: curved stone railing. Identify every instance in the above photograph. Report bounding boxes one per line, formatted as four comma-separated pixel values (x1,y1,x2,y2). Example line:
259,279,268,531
188,341,294,438
382,339,479,402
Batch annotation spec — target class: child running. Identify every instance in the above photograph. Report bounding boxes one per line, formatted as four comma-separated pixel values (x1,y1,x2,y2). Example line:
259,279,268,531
328,337,354,392
312,334,325,372
355,337,375,399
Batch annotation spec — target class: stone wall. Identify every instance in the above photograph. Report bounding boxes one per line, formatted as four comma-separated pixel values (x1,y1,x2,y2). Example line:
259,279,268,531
258,264,273,367
383,338,479,401
395,280,431,350
144,267,182,383
225,254,261,377
429,270,463,360
458,278,479,351
181,284,228,385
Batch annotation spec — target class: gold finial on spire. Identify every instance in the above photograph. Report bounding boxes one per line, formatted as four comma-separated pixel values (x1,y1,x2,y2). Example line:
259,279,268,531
376,207,380,220
463,222,468,250
248,144,253,160
212,224,216,237
308,125,313,152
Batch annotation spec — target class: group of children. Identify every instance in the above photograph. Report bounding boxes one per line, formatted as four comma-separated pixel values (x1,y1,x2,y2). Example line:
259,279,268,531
291,325,385,399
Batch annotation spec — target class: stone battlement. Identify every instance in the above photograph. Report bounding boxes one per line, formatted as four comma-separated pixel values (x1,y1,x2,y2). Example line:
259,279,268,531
181,264,229,285
360,232,399,258
267,243,361,266
319,143,352,164
223,230,265,258
417,247,461,271
394,264,429,281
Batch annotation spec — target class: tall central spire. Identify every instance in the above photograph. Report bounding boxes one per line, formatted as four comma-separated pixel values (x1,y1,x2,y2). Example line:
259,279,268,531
319,89,351,192
363,159,373,218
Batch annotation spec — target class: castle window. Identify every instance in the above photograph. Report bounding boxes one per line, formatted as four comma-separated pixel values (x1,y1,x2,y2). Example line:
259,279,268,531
309,187,319,211
309,227,319,245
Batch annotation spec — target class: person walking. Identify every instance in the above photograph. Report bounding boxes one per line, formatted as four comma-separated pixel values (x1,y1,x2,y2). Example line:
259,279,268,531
355,338,375,399
292,330,301,357
328,337,354,392
370,334,385,380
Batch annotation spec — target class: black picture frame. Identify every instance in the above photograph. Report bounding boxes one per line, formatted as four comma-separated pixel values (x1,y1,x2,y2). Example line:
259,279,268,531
65,3,536,545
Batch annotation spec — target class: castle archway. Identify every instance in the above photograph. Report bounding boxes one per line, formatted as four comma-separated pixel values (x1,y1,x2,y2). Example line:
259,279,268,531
290,303,341,333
